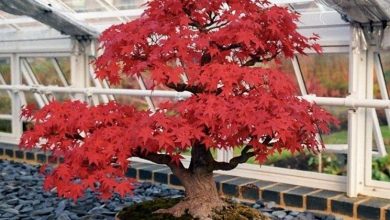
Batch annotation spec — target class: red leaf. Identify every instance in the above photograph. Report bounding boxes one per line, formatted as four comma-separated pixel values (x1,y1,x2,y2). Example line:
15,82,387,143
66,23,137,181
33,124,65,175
20,0,338,201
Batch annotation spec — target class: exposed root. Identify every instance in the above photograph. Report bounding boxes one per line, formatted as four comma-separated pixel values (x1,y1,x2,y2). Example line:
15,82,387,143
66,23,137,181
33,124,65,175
154,197,226,220
116,197,270,220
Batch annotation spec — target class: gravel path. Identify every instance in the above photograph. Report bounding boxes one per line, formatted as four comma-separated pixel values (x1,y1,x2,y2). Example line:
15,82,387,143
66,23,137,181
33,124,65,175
0,160,342,220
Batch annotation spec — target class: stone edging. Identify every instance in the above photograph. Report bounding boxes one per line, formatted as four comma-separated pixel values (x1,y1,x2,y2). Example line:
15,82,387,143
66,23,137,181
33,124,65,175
1,144,390,219
126,161,390,220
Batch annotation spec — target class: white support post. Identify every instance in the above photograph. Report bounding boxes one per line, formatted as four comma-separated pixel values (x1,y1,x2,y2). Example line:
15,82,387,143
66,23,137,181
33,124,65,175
19,91,27,107
292,54,323,170
102,80,115,101
291,55,308,96
216,148,234,162
374,54,390,128
88,65,109,104
20,59,48,107
51,58,70,87
347,26,373,197
364,47,377,193
10,54,22,137
371,109,387,156
0,73,12,99
70,39,89,101
135,75,156,112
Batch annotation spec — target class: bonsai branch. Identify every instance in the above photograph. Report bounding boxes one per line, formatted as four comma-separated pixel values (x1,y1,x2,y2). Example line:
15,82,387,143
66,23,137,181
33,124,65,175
242,51,281,66
212,145,255,171
165,82,205,94
132,148,186,173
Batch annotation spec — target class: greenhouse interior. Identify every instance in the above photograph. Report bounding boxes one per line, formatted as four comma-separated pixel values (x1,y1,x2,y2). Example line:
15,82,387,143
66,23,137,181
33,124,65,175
0,0,390,219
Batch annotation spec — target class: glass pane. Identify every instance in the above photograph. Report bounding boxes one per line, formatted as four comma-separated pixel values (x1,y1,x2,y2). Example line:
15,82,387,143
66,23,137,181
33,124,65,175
115,95,148,111
0,57,11,84
264,58,300,95
61,0,106,12
289,2,319,12
0,119,11,133
0,11,19,19
237,105,347,176
23,57,71,101
298,53,349,97
56,57,71,85
380,52,390,95
372,154,390,182
321,106,348,145
237,146,347,176
111,75,147,110
85,17,121,26
23,92,40,106
27,58,61,86
112,0,146,10
373,109,390,150
371,59,390,181
0,57,11,133
0,91,11,114
319,152,347,175
372,119,390,182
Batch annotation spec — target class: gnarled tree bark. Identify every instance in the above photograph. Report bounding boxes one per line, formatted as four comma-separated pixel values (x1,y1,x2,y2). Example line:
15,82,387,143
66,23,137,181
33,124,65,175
155,170,224,220
155,143,225,220
136,144,256,220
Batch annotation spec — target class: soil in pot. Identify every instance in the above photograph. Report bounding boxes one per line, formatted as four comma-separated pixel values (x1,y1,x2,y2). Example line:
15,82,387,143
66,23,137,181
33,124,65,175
116,198,270,220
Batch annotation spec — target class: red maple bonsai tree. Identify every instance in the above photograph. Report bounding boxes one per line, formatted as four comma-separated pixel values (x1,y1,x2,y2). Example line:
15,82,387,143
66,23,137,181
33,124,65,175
20,0,337,219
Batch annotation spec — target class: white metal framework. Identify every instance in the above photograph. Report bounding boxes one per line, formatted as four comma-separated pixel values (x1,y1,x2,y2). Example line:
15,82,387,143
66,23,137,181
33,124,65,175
1,0,390,199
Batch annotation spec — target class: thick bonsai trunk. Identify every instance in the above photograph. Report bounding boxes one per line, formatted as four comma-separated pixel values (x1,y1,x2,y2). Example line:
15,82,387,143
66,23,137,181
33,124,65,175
136,143,256,219
155,171,224,220
155,144,225,219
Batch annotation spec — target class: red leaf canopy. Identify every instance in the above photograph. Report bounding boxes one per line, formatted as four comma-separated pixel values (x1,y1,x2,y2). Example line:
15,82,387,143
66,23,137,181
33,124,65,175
20,0,337,200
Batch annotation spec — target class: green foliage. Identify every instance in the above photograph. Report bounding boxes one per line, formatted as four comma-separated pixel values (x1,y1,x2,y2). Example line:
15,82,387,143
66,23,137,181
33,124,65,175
265,150,293,164
0,93,11,114
319,154,347,175
322,130,348,144
372,155,390,181
0,119,11,133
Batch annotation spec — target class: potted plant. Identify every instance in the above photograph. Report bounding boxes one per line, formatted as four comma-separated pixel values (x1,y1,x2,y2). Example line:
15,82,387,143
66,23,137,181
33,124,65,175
20,0,336,219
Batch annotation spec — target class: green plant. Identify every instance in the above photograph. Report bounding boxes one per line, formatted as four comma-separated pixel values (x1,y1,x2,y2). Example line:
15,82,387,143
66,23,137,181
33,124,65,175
321,154,346,175
372,155,390,181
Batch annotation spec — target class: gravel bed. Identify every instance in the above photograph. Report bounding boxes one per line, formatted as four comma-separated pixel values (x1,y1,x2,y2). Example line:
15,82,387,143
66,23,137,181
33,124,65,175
0,160,342,220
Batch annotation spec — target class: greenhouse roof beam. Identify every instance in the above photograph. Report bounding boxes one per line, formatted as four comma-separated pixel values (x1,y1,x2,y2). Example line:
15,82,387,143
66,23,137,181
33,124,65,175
0,0,98,39
318,0,390,23
0,14,20,31
0,9,143,26
269,0,313,4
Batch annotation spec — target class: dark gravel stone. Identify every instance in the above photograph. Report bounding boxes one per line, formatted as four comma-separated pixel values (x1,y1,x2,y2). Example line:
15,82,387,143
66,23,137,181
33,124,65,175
253,203,262,209
265,201,277,209
57,213,72,220
6,198,19,205
88,205,105,214
0,160,338,220
14,204,23,210
55,200,67,215
289,211,300,216
259,208,274,213
272,210,287,218
20,206,34,213
19,176,35,181
2,208,19,215
31,207,55,215
2,212,16,218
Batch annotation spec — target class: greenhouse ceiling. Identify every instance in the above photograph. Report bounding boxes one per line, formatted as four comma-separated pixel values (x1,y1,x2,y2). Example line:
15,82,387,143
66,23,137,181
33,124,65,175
0,0,350,47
